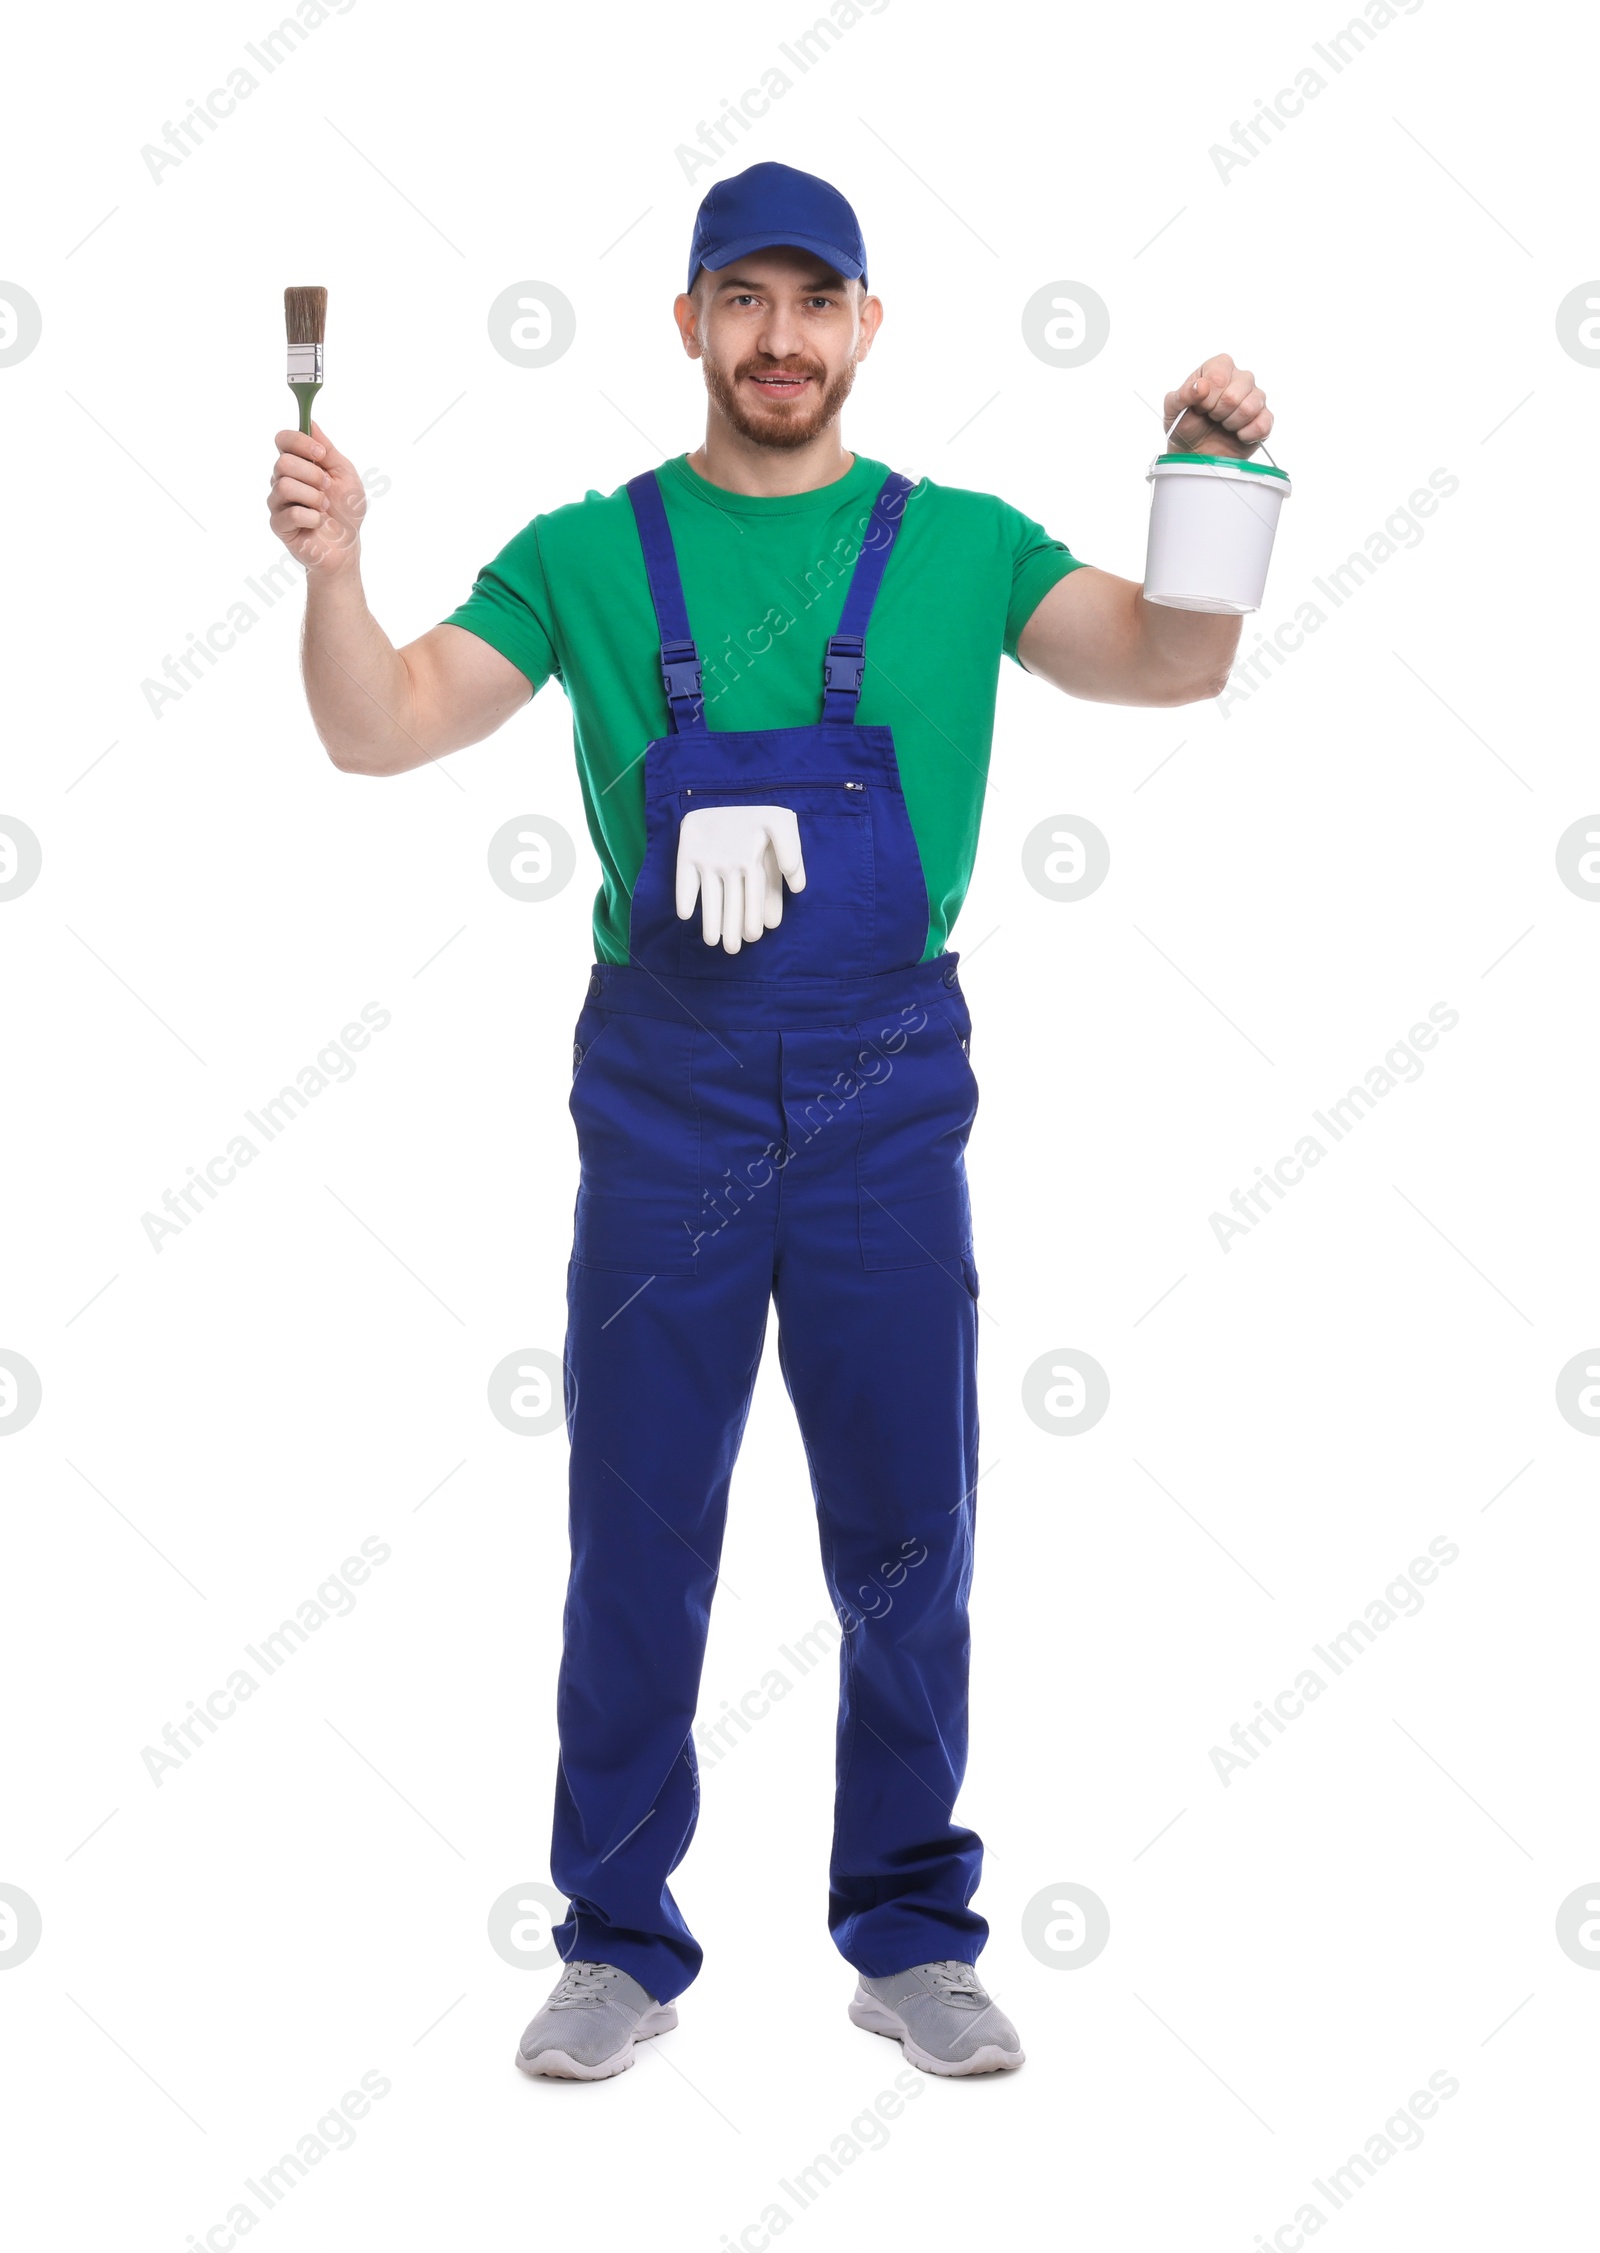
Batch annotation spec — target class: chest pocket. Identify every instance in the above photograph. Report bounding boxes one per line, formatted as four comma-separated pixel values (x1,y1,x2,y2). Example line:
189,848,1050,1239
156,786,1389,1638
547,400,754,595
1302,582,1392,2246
671,782,877,978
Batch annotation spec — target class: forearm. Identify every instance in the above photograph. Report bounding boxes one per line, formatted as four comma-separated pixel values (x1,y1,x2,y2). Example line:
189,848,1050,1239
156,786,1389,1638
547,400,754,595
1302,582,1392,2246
1018,567,1239,706
302,563,432,775
1130,586,1242,704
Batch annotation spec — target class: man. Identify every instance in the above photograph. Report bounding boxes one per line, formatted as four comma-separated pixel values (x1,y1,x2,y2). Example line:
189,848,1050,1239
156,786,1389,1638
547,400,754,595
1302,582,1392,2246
269,160,1272,2082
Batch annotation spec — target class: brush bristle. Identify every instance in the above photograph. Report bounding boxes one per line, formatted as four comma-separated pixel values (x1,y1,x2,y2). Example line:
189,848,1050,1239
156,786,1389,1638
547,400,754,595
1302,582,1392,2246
284,286,328,345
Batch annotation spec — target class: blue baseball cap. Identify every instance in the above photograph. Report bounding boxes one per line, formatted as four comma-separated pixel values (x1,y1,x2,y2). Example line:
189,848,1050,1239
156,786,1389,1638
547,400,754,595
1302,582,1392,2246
687,161,868,294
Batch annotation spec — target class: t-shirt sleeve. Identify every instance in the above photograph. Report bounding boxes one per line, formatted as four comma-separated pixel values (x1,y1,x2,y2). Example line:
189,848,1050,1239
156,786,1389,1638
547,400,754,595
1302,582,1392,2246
1001,502,1088,664
440,519,561,693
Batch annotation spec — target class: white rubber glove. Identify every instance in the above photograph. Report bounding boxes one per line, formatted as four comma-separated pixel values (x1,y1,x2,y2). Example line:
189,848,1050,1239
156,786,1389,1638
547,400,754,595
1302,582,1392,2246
675,804,806,955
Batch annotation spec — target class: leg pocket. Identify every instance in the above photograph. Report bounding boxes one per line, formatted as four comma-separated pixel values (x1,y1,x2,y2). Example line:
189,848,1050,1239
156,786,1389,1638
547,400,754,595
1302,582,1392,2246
569,1015,703,1273
855,1005,976,1273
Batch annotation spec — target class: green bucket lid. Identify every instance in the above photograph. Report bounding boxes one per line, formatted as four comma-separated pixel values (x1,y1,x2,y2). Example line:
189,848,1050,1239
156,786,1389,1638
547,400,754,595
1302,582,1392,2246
1155,451,1289,481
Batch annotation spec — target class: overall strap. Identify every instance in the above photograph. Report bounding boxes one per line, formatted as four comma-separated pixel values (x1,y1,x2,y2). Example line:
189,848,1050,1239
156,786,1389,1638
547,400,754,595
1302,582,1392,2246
625,472,707,734
822,470,917,724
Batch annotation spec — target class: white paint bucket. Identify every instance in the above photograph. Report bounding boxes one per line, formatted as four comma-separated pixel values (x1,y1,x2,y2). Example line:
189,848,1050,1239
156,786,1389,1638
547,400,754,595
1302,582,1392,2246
1143,434,1291,616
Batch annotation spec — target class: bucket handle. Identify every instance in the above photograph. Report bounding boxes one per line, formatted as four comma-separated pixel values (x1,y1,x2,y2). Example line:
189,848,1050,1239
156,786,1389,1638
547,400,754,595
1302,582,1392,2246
1163,403,1280,470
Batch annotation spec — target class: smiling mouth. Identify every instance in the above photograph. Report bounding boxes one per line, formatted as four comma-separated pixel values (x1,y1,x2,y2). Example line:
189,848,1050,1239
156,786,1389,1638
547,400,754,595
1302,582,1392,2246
744,371,813,396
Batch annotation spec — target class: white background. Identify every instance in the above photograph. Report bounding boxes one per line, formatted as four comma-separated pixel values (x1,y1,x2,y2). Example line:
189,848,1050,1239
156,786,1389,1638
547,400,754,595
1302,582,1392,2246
3,0,1597,2245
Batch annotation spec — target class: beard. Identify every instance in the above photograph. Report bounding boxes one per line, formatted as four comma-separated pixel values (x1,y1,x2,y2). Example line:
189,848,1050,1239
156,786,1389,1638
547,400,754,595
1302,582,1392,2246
701,350,858,451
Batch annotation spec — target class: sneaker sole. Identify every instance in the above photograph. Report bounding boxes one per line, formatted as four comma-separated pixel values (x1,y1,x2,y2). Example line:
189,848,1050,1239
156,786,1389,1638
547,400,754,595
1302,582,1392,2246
514,2002,678,2081
848,1991,1024,2077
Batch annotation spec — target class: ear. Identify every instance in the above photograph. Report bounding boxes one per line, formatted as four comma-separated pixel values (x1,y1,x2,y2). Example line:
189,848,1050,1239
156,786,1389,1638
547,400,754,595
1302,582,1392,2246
855,291,885,359
672,290,704,361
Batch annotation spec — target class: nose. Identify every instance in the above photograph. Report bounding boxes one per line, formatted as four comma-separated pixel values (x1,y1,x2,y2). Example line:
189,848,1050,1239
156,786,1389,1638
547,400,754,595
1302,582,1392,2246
754,302,805,362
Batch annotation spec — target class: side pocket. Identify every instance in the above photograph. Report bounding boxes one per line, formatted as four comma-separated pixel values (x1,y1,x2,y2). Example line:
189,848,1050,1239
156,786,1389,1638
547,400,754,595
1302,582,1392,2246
568,1015,702,1273
569,1004,612,1087
855,1004,976,1273
936,1003,980,1111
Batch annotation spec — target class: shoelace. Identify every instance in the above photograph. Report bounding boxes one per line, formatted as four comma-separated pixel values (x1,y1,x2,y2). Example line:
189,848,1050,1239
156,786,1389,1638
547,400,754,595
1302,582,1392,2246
548,1960,621,2009
924,1961,986,2007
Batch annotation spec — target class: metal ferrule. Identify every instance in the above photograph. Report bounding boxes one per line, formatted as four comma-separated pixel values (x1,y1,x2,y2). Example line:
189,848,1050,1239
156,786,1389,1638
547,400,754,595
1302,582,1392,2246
286,343,324,383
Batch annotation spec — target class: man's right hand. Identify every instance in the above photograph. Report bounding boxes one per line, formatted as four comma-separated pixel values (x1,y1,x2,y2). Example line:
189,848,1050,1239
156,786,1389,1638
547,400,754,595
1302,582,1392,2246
268,421,367,576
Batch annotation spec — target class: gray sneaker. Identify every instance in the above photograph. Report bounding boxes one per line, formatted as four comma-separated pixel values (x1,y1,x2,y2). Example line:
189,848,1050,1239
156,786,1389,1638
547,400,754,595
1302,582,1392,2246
849,1959,1025,2076
514,1960,678,2080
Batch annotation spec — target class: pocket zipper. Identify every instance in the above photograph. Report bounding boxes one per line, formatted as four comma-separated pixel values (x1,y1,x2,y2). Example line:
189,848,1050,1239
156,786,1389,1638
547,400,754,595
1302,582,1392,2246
681,783,870,799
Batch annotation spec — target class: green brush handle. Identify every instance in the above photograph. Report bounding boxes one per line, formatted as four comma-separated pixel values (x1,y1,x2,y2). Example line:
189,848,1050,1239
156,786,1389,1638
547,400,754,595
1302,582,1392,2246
289,381,322,435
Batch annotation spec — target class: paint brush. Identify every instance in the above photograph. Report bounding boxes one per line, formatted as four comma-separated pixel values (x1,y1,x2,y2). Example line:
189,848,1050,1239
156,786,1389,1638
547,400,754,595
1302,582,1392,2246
284,285,327,435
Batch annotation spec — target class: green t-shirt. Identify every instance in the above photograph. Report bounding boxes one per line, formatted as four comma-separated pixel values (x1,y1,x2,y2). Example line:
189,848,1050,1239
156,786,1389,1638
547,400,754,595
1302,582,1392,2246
442,452,1085,963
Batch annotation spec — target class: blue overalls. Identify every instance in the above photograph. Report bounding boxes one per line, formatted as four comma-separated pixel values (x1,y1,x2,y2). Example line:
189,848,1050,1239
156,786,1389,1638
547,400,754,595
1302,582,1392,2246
550,468,986,2003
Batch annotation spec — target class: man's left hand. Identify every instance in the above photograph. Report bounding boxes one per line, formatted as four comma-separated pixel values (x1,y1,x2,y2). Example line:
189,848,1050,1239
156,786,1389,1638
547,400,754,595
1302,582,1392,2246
1161,354,1273,457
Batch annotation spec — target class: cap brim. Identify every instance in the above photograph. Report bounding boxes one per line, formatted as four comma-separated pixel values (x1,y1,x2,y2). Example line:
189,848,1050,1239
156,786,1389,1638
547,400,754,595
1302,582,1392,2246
694,231,866,286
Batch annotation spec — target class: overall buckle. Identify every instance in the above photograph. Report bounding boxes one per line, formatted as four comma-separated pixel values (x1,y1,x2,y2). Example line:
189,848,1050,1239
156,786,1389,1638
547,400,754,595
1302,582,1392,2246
824,634,865,696
659,637,703,707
